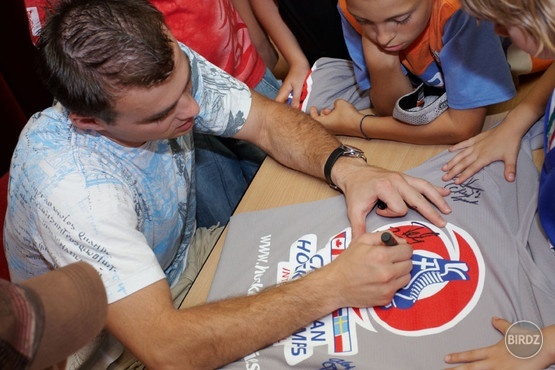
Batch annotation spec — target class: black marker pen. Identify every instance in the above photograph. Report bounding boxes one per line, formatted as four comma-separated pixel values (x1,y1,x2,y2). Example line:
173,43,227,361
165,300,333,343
381,231,398,246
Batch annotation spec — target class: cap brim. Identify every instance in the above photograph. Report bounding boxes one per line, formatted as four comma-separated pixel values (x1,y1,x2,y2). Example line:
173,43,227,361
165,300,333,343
20,262,108,370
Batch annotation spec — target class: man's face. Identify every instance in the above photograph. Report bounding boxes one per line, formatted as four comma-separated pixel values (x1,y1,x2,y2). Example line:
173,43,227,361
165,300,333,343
347,0,434,52
90,40,200,147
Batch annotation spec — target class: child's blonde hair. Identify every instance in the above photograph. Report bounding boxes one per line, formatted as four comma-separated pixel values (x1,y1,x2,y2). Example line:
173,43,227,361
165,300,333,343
461,0,555,55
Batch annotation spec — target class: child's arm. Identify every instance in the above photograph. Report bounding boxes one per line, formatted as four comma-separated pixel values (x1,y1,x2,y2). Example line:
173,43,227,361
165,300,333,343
310,34,492,145
232,0,278,70
362,36,413,115
311,99,486,145
442,62,555,184
444,317,555,369
249,0,310,108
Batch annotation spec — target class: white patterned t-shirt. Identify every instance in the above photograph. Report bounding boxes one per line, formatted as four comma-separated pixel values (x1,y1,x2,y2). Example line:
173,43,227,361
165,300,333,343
4,43,252,304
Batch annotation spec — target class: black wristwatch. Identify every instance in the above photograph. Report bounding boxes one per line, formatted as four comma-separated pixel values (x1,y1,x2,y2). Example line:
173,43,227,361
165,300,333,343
324,144,367,190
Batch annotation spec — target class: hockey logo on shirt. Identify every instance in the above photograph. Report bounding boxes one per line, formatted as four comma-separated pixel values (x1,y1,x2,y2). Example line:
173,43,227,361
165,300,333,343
274,221,484,365
384,252,469,310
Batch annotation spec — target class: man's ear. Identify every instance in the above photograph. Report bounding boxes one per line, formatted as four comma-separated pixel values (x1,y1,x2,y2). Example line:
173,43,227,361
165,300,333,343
69,113,107,132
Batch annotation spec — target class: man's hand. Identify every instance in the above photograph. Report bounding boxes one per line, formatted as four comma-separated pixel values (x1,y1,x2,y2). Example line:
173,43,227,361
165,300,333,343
332,161,451,239
314,232,413,308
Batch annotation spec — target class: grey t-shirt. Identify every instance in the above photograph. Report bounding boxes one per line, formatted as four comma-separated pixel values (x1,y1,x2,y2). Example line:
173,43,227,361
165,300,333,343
208,123,555,369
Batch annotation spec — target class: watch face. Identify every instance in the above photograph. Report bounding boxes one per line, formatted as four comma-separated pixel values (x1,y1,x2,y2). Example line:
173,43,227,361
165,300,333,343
342,145,366,159
344,145,360,154
343,144,361,151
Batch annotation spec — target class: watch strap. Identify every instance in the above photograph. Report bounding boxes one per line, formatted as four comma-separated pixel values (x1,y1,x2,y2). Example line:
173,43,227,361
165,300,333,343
324,146,346,189
324,145,367,190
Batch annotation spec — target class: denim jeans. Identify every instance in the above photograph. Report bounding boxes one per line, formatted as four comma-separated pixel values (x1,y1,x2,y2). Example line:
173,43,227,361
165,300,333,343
195,68,281,228
253,67,282,100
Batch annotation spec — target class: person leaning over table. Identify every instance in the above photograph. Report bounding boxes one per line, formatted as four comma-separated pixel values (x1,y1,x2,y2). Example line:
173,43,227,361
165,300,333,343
25,0,282,230
3,0,452,368
308,0,549,145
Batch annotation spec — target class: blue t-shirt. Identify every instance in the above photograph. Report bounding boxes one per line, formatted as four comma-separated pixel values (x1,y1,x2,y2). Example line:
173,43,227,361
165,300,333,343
4,43,252,304
539,90,555,248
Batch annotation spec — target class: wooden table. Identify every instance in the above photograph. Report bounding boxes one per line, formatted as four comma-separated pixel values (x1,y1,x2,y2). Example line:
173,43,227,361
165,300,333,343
181,110,545,309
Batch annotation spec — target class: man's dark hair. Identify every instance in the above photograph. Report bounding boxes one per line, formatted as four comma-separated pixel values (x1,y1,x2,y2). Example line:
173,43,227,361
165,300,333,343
37,0,175,123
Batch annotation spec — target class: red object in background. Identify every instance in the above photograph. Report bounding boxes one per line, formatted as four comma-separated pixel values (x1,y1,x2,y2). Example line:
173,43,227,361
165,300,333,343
24,0,47,46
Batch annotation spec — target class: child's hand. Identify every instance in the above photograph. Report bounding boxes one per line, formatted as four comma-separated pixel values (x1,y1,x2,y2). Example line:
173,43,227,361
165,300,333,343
441,122,522,184
444,317,553,369
276,61,310,109
309,99,365,137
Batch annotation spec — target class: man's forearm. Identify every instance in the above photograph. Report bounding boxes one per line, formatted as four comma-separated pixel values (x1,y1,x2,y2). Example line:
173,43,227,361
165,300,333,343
149,268,339,369
244,93,343,180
